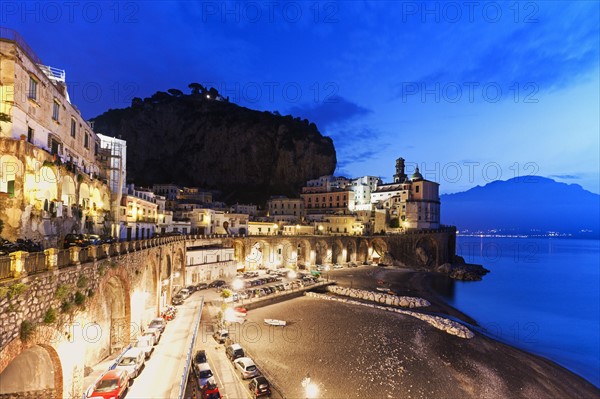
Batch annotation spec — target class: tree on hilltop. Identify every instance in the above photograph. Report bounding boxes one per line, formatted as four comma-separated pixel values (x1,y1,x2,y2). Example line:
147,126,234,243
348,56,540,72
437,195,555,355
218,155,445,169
168,88,183,97
188,82,206,95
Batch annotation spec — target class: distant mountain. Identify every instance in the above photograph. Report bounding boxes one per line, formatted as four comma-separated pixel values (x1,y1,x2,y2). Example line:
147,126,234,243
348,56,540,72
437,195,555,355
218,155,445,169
441,176,600,237
91,89,336,204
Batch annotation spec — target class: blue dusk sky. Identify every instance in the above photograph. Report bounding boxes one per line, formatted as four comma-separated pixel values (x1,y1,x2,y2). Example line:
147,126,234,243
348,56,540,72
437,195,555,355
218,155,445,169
2,1,599,194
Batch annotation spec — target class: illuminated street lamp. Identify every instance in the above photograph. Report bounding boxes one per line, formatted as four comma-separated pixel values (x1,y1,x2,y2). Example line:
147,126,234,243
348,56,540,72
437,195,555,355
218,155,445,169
231,278,244,291
302,374,318,399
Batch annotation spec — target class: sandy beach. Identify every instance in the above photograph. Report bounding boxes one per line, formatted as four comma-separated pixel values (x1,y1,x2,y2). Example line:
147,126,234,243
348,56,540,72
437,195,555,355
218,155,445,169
217,266,600,399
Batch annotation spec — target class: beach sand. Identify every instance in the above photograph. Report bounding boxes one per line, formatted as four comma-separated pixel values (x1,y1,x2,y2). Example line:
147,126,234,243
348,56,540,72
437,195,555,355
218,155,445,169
220,267,600,399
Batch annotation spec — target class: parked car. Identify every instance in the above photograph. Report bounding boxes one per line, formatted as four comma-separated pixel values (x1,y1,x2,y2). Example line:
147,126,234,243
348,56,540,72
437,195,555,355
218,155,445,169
115,347,145,379
133,335,154,359
101,235,116,244
200,377,220,399
234,357,260,379
148,317,166,333
84,234,103,246
213,329,229,344
186,285,197,293
223,292,239,303
193,349,207,367
179,288,191,299
248,376,271,398
196,282,209,290
209,280,227,288
195,362,214,388
172,294,184,306
63,233,85,248
143,327,161,345
86,369,129,399
225,343,245,361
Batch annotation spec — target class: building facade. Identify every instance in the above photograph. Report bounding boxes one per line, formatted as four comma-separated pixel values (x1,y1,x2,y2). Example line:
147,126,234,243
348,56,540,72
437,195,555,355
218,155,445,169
0,29,112,245
267,196,304,220
186,245,237,284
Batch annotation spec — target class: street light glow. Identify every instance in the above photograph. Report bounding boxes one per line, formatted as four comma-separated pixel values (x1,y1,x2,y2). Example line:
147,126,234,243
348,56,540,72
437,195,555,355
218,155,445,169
232,278,244,291
306,382,319,398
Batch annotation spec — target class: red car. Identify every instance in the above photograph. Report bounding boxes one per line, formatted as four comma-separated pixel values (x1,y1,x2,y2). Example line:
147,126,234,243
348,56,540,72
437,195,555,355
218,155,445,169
86,369,129,399
201,377,221,399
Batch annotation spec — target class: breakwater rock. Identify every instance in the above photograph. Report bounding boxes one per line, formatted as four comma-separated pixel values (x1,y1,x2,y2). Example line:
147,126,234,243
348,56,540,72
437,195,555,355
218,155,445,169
306,292,474,339
326,286,430,308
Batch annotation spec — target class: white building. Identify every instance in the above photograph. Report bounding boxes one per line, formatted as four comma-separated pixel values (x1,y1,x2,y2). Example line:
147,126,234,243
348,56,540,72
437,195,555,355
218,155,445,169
230,203,257,216
118,184,158,241
186,245,237,284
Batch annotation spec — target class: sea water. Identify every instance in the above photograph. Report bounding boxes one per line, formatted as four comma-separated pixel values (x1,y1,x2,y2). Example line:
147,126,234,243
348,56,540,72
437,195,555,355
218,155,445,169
446,237,600,387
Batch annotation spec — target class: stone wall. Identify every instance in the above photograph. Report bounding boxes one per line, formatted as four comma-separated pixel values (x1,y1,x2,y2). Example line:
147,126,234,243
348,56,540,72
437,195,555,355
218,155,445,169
0,388,55,399
305,292,474,339
326,285,430,308
0,138,112,248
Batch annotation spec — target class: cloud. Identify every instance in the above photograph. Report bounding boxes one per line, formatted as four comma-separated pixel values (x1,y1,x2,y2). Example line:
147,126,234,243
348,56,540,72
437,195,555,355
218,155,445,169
394,4,600,99
289,96,371,129
549,174,580,180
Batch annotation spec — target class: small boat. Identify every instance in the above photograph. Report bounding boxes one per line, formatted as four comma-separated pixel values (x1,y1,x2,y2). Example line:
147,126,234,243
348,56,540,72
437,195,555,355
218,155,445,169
264,319,286,326
376,287,390,293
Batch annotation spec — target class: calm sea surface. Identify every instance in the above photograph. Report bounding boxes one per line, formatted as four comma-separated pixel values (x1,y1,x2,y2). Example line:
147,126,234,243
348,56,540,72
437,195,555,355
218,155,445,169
445,237,600,387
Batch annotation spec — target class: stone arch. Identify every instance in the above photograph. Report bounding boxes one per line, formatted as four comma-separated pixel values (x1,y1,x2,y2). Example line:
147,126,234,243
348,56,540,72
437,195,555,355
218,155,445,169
332,239,344,264
91,187,102,210
173,247,185,287
346,239,357,263
36,166,58,203
60,175,76,206
370,238,388,262
0,154,23,193
414,236,438,268
296,239,311,269
233,239,246,268
101,192,110,211
85,269,131,365
357,239,369,263
246,240,270,269
78,183,90,208
315,239,329,265
139,258,160,324
276,239,295,268
0,338,63,399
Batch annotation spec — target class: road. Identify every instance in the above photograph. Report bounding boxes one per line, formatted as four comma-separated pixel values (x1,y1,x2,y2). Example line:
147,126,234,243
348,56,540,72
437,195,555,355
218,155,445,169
125,293,203,399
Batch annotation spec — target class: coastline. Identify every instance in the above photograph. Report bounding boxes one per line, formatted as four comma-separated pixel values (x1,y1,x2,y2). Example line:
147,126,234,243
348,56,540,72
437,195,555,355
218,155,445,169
336,266,600,390
242,266,600,398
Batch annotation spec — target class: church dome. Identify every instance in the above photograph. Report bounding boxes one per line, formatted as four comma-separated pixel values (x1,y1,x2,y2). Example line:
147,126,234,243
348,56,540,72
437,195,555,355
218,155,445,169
411,167,423,181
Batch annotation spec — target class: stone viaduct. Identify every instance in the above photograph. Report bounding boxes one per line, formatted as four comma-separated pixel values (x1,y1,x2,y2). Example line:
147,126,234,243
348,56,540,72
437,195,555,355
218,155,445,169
0,227,455,399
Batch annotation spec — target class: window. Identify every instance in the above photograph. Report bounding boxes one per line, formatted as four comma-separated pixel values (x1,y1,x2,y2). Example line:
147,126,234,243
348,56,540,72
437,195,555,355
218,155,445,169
52,100,60,120
415,186,420,193
28,77,38,100
84,132,89,148
27,126,34,143
70,118,77,138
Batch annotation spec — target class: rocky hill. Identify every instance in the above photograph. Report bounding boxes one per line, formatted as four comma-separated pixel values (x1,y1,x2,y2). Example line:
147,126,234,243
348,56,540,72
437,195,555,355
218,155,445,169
91,88,336,203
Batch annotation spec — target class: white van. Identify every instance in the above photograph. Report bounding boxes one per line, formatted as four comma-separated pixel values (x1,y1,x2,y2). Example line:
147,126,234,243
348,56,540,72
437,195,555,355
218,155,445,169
115,347,145,378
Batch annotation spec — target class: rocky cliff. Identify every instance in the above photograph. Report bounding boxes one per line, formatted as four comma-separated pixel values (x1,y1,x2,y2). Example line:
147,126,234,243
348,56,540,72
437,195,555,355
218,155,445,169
91,90,336,203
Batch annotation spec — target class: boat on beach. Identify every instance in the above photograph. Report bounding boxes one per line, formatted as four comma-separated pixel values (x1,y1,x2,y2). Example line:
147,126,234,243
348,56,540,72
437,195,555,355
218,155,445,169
264,319,286,326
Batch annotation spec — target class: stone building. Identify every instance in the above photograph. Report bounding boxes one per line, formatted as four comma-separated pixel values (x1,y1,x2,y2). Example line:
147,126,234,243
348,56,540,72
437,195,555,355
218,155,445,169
0,29,112,245
267,196,304,221
185,245,237,283
371,158,441,230
118,185,158,241
0,29,102,177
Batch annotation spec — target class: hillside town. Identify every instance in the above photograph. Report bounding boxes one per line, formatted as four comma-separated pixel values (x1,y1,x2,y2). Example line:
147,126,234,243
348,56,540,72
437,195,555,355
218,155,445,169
0,28,441,257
